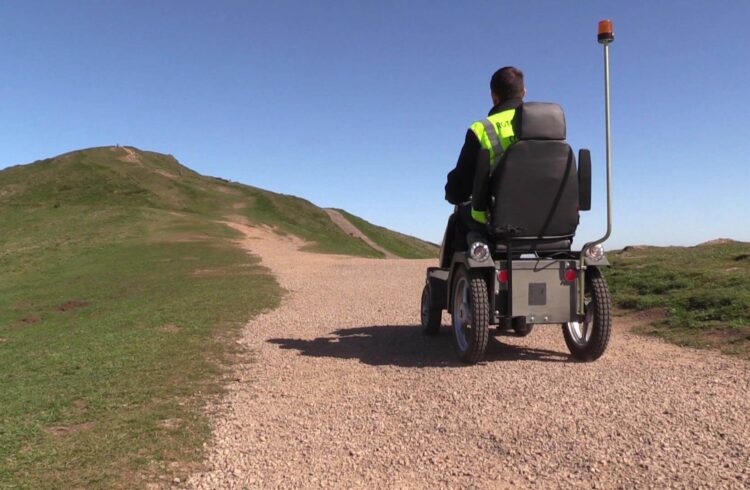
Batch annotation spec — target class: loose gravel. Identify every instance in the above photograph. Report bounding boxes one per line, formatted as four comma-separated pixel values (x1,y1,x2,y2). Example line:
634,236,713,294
188,223,750,489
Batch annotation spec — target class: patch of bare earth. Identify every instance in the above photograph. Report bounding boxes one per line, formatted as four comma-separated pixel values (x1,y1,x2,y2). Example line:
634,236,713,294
155,169,179,180
43,422,95,436
614,307,668,328
214,184,241,195
18,315,41,325
188,222,750,489
323,208,397,258
71,399,87,412
117,146,141,164
223,215,250,226
0,184,22,199
57,300,89,312
159,418,184,430
697,238,736,246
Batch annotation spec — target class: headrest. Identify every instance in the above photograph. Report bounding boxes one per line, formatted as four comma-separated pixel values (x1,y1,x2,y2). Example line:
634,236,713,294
516,102,566,140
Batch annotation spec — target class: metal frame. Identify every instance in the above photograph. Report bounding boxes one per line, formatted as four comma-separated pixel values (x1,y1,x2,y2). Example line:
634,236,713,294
581,40,614,258
579,32,614,314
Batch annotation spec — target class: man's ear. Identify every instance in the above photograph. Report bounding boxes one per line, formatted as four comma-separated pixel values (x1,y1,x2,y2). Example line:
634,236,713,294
491,91,500,105
523,87,527,97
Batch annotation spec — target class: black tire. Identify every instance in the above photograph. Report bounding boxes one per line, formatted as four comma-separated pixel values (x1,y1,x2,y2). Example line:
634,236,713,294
562,266,612,361
420,284,441,336
451,266,490,364
513,323,534,337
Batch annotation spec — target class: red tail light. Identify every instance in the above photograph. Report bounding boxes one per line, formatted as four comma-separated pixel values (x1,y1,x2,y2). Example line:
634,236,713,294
564,267,577,282
498,269,509,283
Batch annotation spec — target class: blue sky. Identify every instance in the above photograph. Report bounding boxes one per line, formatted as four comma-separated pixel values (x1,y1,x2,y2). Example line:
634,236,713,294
1,1,748,248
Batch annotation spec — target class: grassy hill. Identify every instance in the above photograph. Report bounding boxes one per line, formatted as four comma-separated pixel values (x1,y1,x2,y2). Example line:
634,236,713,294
606,240,750,359
333,209,438,259
1,146,435,259
0,146,390,257
0,145,429,488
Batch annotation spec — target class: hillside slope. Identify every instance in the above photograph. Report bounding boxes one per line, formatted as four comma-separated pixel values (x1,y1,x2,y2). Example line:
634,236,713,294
607,240,750,358
1,145,437,259
0,145,385,257
331,209,438,259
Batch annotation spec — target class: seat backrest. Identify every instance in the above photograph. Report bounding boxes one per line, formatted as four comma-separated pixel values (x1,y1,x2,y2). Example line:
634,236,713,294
488,102,579,239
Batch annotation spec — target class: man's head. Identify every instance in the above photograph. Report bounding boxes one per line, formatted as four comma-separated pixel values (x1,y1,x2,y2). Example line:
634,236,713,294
490,66,525,105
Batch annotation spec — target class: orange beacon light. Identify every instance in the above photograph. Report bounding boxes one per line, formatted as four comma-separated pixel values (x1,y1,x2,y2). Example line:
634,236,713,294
598,19,614,44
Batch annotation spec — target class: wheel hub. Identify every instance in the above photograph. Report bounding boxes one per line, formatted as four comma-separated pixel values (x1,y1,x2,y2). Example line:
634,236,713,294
565,297,594,345
453,278,472,351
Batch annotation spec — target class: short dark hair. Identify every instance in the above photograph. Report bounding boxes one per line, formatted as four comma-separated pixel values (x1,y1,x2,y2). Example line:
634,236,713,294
490,67,525,100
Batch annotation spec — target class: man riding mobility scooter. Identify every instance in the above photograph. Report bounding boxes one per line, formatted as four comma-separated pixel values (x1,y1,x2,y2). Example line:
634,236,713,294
420,20,616,364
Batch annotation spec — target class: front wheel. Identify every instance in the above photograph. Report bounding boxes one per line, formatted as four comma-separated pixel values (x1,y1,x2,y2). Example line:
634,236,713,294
451,267,490,364
562,266,612,361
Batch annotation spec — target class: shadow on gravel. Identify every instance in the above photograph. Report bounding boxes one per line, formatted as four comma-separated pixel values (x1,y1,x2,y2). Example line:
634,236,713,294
485,337,570,363
268,325,571,367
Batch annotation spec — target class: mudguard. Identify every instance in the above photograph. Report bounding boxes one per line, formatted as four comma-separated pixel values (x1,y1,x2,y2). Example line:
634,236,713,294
426,267,449,311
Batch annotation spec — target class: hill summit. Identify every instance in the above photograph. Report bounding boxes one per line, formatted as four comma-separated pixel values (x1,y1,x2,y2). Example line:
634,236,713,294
697,238,737,247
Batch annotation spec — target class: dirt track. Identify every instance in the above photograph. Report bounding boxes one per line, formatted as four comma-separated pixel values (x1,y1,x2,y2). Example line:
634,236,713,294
188,223,750,489
323,209,398,259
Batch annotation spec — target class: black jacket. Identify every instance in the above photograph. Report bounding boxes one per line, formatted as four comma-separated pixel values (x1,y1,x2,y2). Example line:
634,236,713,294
444,98,523,204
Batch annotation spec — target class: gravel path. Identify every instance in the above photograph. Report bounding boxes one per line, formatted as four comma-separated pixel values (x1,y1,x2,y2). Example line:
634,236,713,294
188,222,750,489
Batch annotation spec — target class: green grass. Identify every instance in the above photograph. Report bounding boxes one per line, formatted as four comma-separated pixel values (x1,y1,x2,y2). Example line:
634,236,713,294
0,205,281,488
606,241,750,359
334,209,438,259
0,145,394,487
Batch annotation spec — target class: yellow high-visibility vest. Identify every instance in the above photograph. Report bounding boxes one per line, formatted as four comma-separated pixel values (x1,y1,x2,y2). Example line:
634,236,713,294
469,108,518,223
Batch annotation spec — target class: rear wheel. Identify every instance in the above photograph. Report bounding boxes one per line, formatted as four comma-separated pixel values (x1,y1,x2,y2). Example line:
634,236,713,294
451,267,490,364
420,284,441,335
562,266,612,361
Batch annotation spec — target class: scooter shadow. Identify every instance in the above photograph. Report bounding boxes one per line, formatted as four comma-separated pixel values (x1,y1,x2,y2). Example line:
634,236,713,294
268,325,572,368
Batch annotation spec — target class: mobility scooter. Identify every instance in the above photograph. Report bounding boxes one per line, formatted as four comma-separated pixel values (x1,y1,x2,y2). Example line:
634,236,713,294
420,20,616,363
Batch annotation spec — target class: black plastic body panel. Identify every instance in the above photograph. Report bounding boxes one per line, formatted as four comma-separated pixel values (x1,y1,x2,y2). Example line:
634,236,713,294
426,267,449,311
578,149,592,211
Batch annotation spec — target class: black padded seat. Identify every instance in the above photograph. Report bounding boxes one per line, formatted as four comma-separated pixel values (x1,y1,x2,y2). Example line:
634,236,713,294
472,102,579,249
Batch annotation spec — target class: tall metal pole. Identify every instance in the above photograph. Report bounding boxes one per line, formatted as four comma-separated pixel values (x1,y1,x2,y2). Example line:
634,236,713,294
582,20,614,260
602,42,612,242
